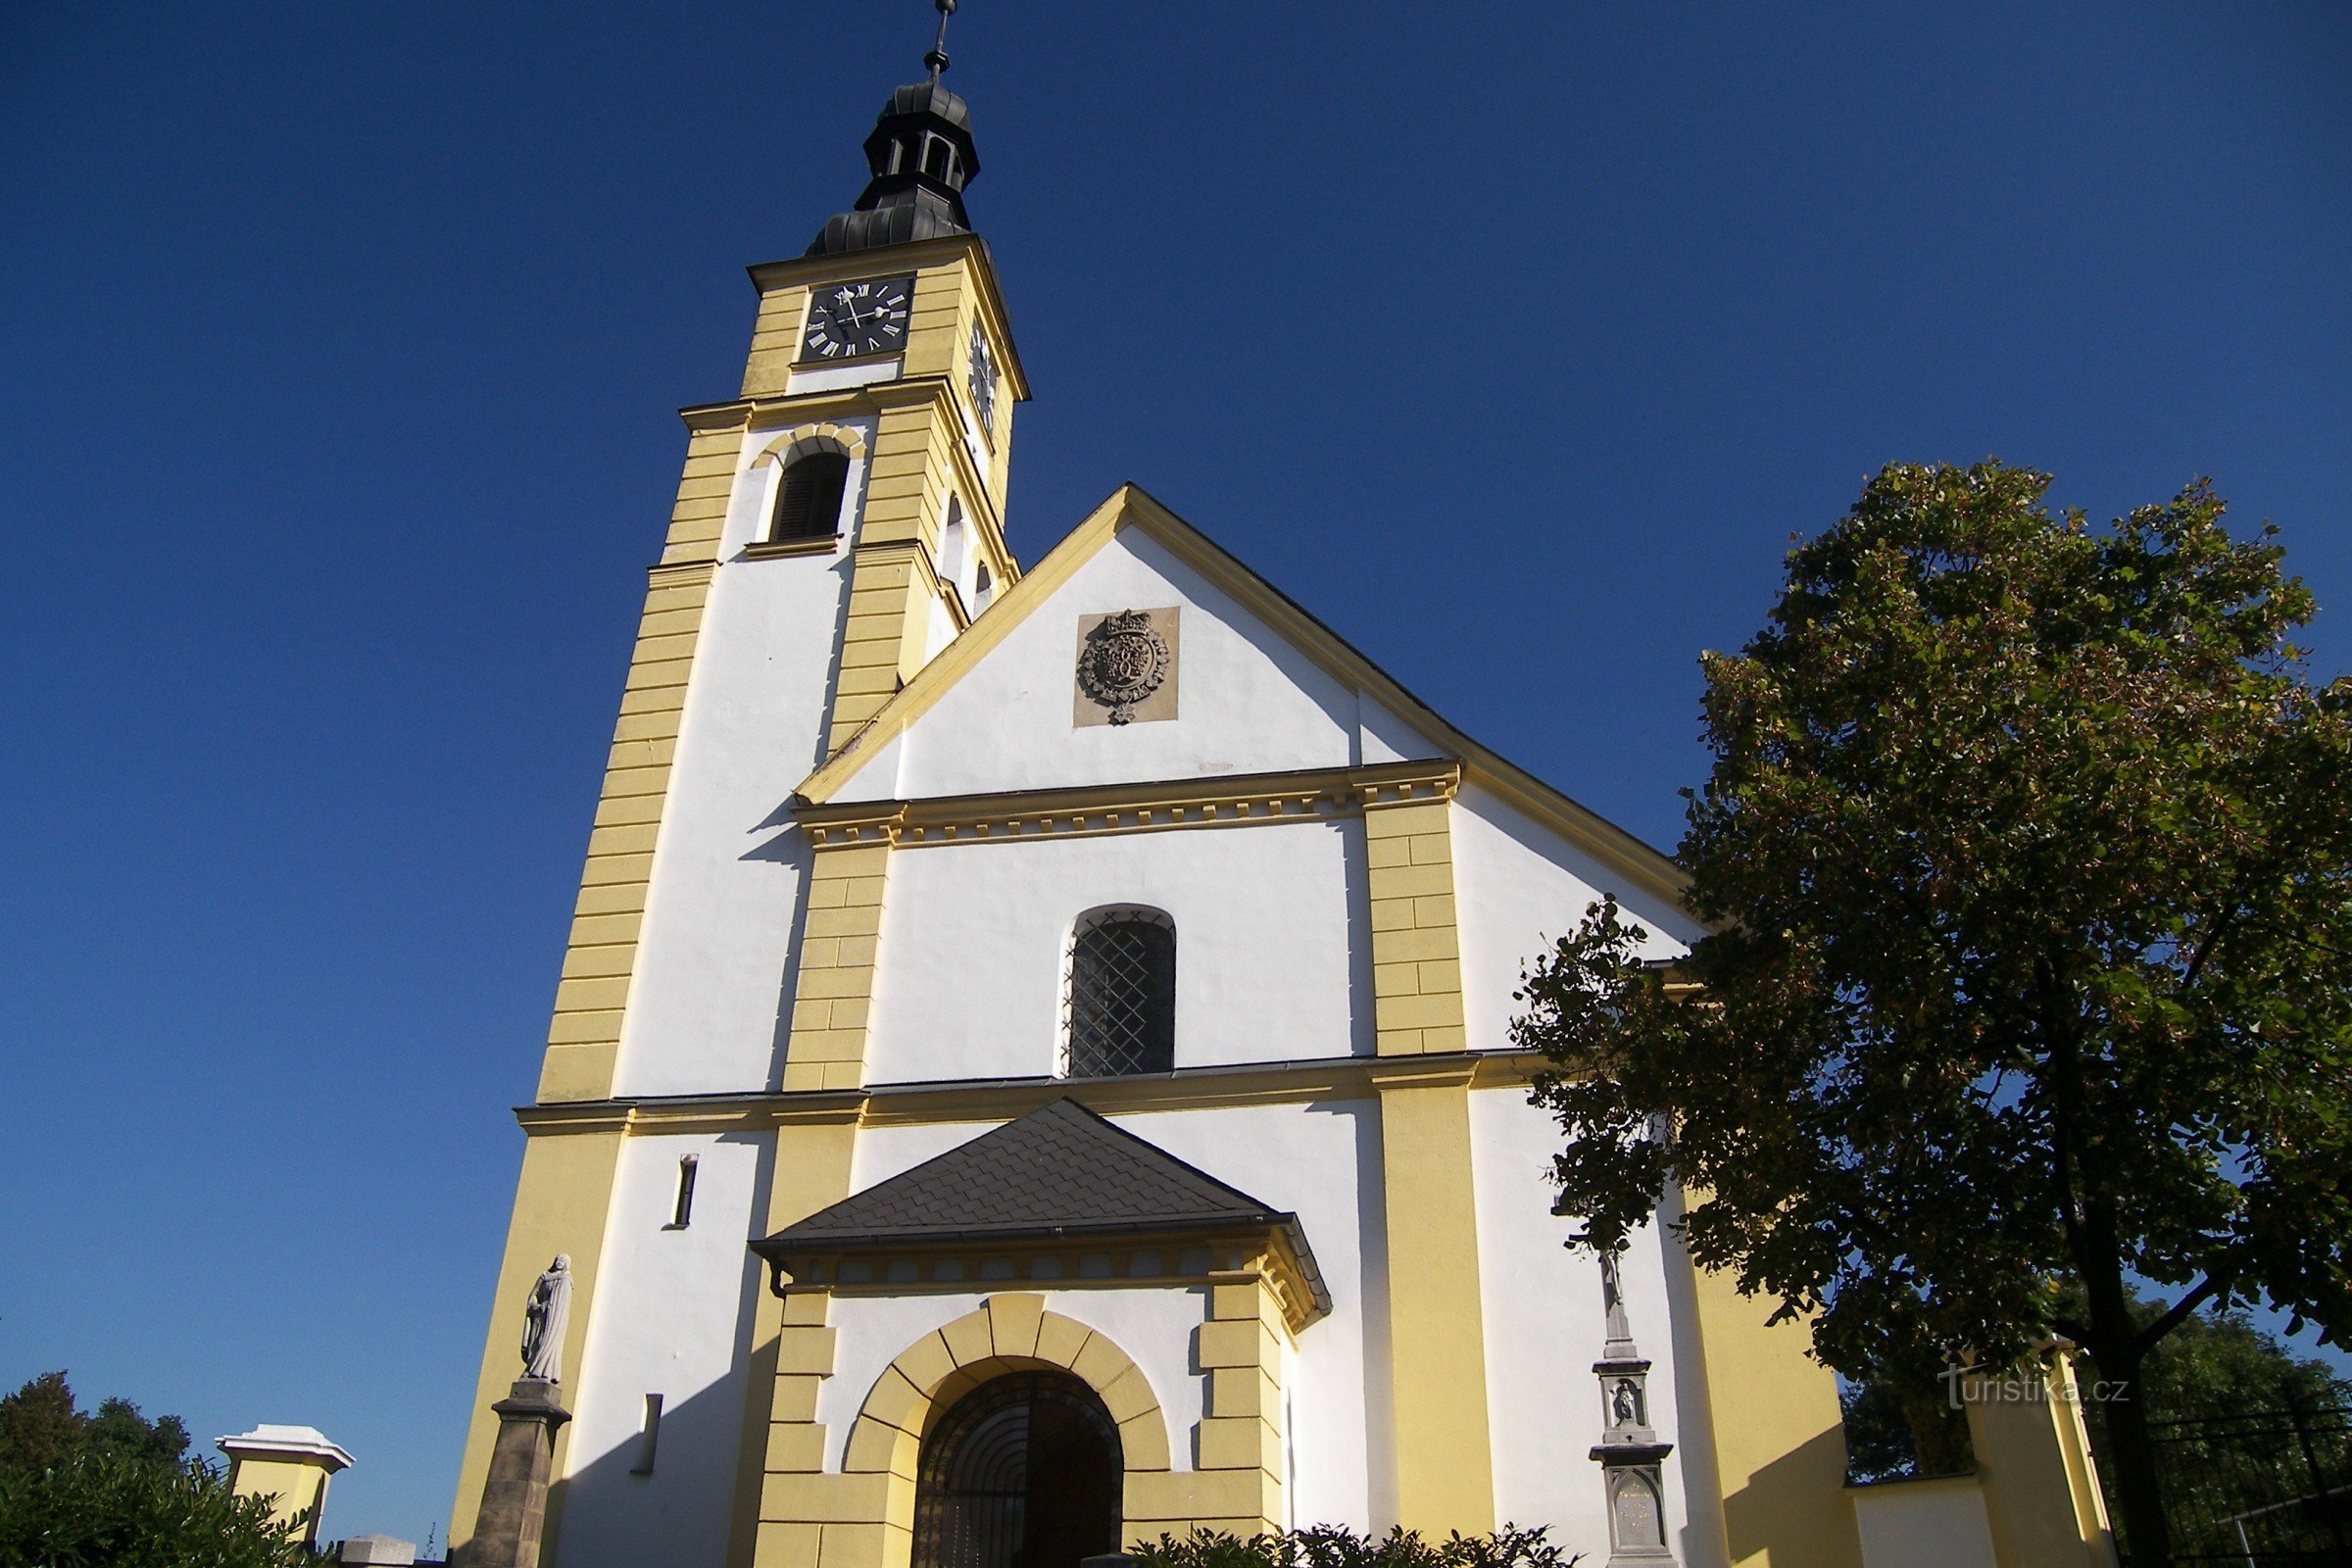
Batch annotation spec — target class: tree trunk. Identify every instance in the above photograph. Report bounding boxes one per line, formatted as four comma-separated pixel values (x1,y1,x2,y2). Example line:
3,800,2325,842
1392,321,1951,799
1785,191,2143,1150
2082,1252,2171,1567
2091,1357,2171,1568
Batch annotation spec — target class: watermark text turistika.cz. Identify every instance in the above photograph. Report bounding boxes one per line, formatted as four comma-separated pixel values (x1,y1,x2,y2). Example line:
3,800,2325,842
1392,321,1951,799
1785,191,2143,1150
1941,1364,2131,1410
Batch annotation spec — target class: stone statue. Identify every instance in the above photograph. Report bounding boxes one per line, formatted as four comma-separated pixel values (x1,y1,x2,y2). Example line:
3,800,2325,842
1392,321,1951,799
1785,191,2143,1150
1600,1249,1633,1345
520,1254,572,1383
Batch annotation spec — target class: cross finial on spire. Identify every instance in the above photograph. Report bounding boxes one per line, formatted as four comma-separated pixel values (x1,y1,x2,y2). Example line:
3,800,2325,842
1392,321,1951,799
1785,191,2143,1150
923,0,956,80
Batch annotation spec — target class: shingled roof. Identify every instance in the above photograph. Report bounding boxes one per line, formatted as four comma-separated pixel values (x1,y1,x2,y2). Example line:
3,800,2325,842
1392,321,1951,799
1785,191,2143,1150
751,1099,1329,1313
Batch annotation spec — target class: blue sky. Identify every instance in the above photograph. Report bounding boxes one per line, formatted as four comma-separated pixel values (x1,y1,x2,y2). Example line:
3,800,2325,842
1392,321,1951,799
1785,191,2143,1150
2,0,2347,1547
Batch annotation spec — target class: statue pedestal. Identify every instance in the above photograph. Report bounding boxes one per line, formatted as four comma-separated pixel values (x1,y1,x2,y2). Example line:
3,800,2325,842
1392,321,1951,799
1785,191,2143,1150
458,1380,570,1568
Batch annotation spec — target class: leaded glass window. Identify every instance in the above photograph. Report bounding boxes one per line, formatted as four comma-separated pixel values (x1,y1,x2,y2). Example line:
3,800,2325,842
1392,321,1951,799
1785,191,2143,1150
1063,909,1175,1077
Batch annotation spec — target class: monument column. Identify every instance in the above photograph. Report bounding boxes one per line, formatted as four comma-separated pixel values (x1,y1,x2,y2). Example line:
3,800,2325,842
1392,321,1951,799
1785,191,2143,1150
459,1256,575,1568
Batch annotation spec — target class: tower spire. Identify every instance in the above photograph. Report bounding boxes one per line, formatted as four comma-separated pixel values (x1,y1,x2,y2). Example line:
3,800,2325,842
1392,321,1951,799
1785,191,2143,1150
805,1,983,256
923,0,956,82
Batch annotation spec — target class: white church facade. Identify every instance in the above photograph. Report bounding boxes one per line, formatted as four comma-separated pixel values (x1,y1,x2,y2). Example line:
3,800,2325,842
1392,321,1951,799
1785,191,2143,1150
448,45,1885,1568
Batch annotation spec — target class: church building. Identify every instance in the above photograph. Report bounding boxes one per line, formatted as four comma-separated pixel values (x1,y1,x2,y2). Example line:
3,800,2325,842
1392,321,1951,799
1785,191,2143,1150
449,30,1873,1568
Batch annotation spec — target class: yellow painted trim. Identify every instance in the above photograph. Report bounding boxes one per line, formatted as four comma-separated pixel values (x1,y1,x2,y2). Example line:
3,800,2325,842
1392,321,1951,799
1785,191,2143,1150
1684,1256,1864,1568
750,422,870,466
511,1050,1549,1137
726,1113,862,1568
1962,1352,2118,1568
778,839,894,1092
1376,1079,1495,1533
534,560,714,1104
795,485,1688,912
790,759,1458,851
746,233,1033,404
751,1298,1180,1568
680,379,1016,584
449,1127,625,1559
1361,774,1468,1054
225,1455,335,1546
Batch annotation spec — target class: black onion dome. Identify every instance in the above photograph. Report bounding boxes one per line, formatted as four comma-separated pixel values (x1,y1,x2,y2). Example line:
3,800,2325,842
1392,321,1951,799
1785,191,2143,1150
807,80,982,257
883,79,969,131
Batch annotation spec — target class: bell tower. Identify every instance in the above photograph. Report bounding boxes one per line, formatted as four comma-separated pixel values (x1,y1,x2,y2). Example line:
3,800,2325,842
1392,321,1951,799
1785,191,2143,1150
450,11,1026,1560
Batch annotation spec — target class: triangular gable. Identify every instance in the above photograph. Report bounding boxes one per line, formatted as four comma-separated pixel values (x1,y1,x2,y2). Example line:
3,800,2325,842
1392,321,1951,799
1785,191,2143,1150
799,484,1690,911
749,1098,1331,1314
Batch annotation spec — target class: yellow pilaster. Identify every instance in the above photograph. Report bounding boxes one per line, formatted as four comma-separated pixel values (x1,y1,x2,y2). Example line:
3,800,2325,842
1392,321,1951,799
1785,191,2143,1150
1164,1268,1289,1538
730,1112,864,1568
1963,1353,2117,1568
449,1125,626,1556
1686,1261,1863,1568
1377,1069,1495,1533
780,830,895,1092
1359,772,1466,1056
827,399,962,751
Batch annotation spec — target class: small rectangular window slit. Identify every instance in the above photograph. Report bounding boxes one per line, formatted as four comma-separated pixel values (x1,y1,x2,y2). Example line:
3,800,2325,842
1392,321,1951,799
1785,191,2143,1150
630,1394,662,1475
667,1155,699,1230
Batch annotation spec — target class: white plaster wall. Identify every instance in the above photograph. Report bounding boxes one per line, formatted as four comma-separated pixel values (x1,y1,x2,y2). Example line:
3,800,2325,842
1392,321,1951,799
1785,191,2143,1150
1467,1089,1701,1560
558,1131,770,1568
846,1102,1386,1528
614,416,876,1097
1849,1480,1998,1568
1451,784,1701,1054
862,819,1372,1085
848,527,1428,802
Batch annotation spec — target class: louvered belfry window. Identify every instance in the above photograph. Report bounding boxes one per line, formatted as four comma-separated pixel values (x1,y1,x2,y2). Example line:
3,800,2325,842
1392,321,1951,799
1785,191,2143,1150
1064,910,1175,1077
770,451,850,541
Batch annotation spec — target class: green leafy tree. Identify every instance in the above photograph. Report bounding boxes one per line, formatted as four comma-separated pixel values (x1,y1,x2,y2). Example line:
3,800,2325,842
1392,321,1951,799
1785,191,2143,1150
1516,462,2352,1568
0,1374,88,1478
0,1374,190,1482
0,1452,309,1568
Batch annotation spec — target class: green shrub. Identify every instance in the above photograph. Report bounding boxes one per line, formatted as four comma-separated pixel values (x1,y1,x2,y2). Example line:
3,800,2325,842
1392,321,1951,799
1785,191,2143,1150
1134,1524,1576,1568
0,1453,310,1568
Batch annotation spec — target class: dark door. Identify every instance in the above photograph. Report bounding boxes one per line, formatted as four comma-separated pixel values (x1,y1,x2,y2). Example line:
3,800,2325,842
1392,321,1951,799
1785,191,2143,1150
914,1371,1123,1568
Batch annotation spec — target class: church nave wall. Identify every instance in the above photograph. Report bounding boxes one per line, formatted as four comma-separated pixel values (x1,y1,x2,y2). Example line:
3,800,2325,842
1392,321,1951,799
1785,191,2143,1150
863,818,1373,1083
1451,783,1703,1055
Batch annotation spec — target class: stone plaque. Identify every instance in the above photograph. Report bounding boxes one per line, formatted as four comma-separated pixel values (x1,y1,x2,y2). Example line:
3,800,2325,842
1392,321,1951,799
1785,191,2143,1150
1608,1469,1665,1550
1073,608,1179,726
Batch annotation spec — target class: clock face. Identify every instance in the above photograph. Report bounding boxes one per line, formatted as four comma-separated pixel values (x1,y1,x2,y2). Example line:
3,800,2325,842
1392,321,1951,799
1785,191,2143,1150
801,275,914,362
966,319,998,432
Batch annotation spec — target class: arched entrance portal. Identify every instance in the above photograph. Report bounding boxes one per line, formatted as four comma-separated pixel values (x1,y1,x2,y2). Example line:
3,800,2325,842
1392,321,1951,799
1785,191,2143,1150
912,1370,1124,1568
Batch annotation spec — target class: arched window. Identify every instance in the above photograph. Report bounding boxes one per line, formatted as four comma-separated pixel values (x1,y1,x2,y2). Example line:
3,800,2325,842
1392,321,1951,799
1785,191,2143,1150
939,496,967,592
770,451,850,542
923,135,954,182
913,1371,1121,1568
971,564,994,613
1063,908,1175,1078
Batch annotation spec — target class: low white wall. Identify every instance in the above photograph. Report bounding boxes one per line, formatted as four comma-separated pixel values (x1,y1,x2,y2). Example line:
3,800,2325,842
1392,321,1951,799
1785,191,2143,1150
1849,1475,1998,1568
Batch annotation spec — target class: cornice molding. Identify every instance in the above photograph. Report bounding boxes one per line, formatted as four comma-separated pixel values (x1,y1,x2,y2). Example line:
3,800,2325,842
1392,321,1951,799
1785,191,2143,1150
791,759,1463,851
513,1049,1543,1136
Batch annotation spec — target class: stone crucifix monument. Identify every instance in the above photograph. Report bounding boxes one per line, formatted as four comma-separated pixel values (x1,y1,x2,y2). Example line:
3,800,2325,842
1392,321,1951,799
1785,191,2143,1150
457,1256,574,1568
